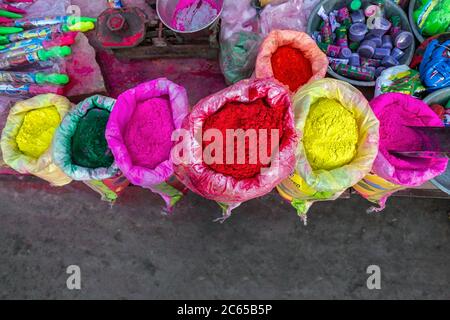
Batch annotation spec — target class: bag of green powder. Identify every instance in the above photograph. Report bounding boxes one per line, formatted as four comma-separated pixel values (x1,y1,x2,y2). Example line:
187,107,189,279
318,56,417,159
52,95,128,201
276,79,380,223
0,94,72,186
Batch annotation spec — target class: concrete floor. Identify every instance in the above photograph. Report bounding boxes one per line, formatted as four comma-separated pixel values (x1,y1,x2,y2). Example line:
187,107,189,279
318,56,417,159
0,178,448,300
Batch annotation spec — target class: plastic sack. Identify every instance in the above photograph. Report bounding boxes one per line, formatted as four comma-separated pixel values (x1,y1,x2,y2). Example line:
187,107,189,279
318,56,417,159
220,31,262,84
276,79,380,221
354,93,448,211
419,38,450,91
375,65,426,97
105,78,189,211
255,30,328,94
53,95,118,181
259,0,320,36
0,94,72,186
220,0,259,42
172,78,298,219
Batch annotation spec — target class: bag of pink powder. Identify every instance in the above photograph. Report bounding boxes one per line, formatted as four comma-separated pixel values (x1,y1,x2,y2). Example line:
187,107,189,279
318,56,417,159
172,78,298,220
105,78,190,212
353,93,449,212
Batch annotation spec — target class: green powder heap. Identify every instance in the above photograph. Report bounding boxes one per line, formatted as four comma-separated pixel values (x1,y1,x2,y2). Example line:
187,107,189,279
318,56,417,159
71,108,114,169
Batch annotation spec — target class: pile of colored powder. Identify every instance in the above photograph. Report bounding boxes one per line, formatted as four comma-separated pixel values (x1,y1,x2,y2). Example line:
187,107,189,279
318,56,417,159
172,0,219,32
303,98,358,171
271,46,313,92
124,97,175,169
16,106,60,159
377,100,433,170
71,108,114,169
202,98,287,180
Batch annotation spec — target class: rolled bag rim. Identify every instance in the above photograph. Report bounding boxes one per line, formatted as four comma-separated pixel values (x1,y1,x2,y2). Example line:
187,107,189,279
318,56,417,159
254,30,329,94
370,92,449,186
291,78,380,193
0,93,72,186
105,77,190,188
52,94,120,181
172,77,299,203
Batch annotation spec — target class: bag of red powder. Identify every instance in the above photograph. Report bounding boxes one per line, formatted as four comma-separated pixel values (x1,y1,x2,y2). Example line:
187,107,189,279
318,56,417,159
105,78,190,212
255,30,328,94
172,78,298,219
354,93,449,212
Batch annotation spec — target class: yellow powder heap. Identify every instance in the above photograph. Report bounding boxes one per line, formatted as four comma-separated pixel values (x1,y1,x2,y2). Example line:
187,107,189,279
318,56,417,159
303,98,358,171
16,106,61,159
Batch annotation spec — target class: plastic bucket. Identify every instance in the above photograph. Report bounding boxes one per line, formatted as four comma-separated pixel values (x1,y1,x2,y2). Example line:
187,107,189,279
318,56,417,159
307,0,415,87
423,87,450,194
156,0,224,34
408,0,425,43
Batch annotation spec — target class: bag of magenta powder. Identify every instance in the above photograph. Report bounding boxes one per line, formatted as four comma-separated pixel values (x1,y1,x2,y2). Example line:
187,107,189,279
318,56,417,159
354,93,449,211
105,78,190,211
172,78,298,219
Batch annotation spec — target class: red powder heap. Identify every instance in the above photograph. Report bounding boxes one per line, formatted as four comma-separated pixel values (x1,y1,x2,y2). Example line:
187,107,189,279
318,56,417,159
202,98,287,180
271,46,313,92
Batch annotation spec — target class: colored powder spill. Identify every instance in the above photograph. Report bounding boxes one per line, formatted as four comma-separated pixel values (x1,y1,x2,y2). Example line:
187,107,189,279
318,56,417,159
16,106,60,159
172,0,219,32
71,108,114,169
303,98,358,171
124,97,175,169
377,101,431,170
271,46,313,92
202,98,287,180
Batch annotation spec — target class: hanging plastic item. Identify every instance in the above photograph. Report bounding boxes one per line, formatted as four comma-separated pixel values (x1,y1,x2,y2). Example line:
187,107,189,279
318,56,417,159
105,78,190,211
173,78,298,219
276,79,380,222
0,94,72,186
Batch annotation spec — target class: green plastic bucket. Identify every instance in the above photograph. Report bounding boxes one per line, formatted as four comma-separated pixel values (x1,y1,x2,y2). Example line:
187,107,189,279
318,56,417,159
423,87,450,195
307,0,415,87
408,0,425,43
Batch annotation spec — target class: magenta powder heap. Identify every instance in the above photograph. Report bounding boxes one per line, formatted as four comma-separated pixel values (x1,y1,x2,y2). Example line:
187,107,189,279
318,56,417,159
124,97,175,169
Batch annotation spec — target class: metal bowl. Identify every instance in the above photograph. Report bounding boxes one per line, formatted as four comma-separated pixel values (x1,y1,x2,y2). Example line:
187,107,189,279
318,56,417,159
408,0,425,43
156,0,224,34
307,0,415,87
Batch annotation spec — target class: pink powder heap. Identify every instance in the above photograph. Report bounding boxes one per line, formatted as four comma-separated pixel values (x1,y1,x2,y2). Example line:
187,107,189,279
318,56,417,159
172,0,219,32
124,97,175,169
375,96,438,170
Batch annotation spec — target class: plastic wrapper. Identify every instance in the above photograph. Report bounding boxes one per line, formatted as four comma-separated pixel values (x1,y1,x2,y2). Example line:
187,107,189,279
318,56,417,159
0,94,72,186
220,0,259,42
354,93,449,211
173,78,298,219
219,31,262,84
52,95,119,181
105,78,189,211
259,0,320,36
255,30,329,94
276,79,380,221
375,65,426,97
419,38,450,91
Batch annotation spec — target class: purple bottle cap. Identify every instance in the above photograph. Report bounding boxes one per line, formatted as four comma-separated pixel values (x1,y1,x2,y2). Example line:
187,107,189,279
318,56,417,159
382,56,399,67
375,67,386,77
381,35,393,49
373,48,391,60
391,47,404,60
350,9,365,24
394,31,413,50
349,23,368,42
357,40,376,58
349,53,361,67
339,47,352,59
365,33,382,47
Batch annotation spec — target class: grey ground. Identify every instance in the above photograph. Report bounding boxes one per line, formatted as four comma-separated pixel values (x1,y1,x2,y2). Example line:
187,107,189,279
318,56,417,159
0,178,448,300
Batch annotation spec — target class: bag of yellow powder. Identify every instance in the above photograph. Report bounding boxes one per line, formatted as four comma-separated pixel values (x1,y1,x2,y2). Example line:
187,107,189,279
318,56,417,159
277,79,380,222
0,94,72,186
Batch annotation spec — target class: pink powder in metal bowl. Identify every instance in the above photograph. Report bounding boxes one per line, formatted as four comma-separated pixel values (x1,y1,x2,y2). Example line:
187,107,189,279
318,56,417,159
123,97,175,169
